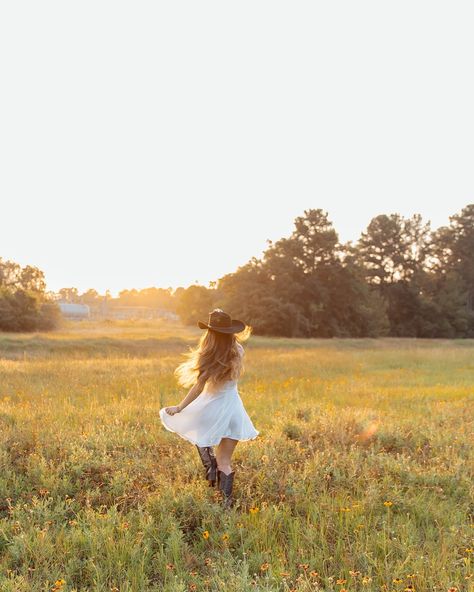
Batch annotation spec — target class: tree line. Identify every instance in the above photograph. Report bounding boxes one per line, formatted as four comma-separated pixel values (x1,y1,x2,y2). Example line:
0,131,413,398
177,204,474,337
2,204,473,337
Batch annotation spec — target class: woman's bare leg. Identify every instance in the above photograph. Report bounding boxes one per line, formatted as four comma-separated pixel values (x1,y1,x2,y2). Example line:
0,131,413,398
216,437,238,475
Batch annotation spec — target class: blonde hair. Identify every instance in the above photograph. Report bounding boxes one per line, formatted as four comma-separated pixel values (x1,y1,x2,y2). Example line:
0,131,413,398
175,324,252,389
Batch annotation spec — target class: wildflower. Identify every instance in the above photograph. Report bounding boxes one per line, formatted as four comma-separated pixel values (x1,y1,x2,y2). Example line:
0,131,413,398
336,578,347,584
249,506,259,514
298,563,309,571
236,522,243,528
393,578,403,584
404,586,415,592
362,576,373,585
166,563,174,570
465,548,473,554
280,571,290,577
189,585,197,591
384,501,393,507
340,507,351,512
221,533,229,541
120,522,129,530
448,587,458,592
310,571,319,577
204,557,212,566
68,519,77,526
349,570,361,576
202,530,210,539
260,562,270,571
51,580,66,592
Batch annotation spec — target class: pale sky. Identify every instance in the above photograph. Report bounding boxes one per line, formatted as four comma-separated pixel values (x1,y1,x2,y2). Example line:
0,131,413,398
1,2,473,295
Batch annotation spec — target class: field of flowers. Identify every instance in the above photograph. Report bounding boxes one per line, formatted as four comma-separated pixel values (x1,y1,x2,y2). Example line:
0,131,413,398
0,320,472,592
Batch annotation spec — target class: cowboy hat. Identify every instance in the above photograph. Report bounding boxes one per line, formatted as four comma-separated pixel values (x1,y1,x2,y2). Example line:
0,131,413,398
197,308,246,334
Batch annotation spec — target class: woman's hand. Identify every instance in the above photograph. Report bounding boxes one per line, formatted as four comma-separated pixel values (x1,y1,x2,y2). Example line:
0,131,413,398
165,405,181,415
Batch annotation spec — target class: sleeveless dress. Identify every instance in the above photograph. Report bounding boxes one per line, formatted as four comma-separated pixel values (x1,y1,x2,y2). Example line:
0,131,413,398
159,346,259,447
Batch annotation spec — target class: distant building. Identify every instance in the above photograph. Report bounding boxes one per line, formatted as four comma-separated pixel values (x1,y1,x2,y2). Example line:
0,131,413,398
58,303,91,319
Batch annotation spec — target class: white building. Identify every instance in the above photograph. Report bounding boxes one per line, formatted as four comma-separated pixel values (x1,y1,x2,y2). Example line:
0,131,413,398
58,303,90,319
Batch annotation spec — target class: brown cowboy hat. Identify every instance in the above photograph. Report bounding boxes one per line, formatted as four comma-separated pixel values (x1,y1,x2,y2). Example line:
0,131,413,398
197,308,246,334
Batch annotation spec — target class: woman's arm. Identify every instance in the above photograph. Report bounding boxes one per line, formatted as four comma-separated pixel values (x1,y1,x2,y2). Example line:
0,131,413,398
165,371,209,415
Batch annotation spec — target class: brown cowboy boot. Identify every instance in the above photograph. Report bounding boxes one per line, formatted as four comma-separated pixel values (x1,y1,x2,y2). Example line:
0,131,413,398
195,445,218,487
217,468,235,509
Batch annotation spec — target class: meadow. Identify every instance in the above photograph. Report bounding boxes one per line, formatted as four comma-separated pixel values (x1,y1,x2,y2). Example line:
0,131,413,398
0,320,472,592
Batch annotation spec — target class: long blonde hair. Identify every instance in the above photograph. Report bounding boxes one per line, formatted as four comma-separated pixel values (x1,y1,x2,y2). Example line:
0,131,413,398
175,324,252,389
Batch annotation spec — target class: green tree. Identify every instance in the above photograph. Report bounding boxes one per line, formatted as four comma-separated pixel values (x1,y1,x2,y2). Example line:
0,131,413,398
429,204,474,336
218,209,389,337
0,258,60,332
175,285,217,326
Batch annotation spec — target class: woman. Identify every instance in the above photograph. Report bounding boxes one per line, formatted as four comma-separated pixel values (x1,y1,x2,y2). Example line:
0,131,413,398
159,308,259,509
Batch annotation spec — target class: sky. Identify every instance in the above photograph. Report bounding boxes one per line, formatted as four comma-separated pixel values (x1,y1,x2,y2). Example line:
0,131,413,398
1,2,473,296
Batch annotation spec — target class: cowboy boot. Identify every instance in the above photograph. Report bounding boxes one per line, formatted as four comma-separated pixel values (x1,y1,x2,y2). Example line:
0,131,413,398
217,468,235,509
195,445,218,486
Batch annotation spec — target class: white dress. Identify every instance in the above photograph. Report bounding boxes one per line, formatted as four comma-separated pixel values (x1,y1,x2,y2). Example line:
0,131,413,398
159,347,259,447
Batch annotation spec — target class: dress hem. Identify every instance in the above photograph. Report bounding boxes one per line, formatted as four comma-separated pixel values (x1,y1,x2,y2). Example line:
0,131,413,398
160,418,260,447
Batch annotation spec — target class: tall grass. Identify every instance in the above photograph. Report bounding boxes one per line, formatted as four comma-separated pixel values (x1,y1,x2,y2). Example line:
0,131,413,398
0,320,472,591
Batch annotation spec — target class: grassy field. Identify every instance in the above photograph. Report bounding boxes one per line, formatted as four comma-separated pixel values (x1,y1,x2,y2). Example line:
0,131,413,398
0,320,472,592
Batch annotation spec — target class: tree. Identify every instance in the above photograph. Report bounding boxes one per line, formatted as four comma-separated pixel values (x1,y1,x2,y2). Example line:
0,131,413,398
217,209,389,337
429,204,474,336
0,258,60,332
351,213,432,286
175,285,217,326
349,213,438,336
58,288,80,303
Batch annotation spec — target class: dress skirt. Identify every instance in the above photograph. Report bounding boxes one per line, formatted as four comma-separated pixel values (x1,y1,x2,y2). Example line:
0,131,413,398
159,379,259,447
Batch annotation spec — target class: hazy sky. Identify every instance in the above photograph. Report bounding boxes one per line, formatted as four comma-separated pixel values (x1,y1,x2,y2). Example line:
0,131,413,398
1,2,473,295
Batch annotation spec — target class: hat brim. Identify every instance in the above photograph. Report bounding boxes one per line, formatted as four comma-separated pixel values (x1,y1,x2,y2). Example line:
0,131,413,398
197,319,246,333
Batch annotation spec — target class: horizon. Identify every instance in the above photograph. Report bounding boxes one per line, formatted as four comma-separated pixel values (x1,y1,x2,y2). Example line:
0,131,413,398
37,202,472,298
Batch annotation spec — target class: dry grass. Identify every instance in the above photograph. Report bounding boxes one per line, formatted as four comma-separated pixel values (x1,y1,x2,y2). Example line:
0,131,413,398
0,320,472,591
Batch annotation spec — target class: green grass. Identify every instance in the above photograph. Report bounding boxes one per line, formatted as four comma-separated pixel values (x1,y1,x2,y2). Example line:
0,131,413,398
0,320,472,591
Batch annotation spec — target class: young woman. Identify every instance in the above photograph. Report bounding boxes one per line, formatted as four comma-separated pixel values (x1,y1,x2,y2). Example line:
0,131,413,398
159,308,259,509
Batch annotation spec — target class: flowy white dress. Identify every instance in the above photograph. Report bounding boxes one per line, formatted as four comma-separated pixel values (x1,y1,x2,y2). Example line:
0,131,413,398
159,349,259,447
